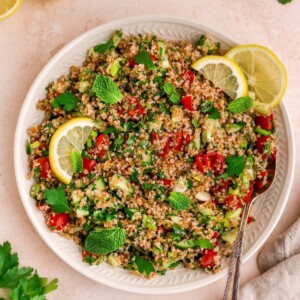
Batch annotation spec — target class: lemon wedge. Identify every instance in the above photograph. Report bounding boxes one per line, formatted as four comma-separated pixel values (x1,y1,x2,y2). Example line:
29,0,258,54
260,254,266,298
225,44,287,107
0,0,22,20
49,118,94,184
191,55,248,99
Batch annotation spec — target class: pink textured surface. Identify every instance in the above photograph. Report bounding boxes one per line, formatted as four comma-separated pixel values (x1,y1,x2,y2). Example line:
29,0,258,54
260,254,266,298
0,0,300,299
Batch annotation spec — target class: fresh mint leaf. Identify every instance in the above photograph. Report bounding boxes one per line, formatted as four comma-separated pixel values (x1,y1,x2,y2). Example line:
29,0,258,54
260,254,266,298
134,254,155,277
70,150,83,173
208,108,221,120
129,169,138,183
93,75,123,104
278,0,292,4
134,52,155,70
225,155,245,177
227,96,253,114
52,92,79,112
44,187,70,213
168,192,191,211
84,228,126,255
163,82,174,95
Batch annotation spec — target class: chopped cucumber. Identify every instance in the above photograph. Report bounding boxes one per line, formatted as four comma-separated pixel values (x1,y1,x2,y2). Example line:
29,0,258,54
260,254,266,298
228,187,240,196
152,245,163,255
109,174,133,195
157,41,170,69
253,100,272,116
107,254,122,267
143,214,157,231
173,176,187,193
239,136,248,150
224,123,244,134
222,227,239,246
30,141,41,150
175,240,194,249
110,58,125,77
199,208,214,216
171,106,184,123
255,127,271,136
30,184,41,198
78,81,91,93
193,128,201,150
86,177,107,198
202,119,220,144
223,208,242,227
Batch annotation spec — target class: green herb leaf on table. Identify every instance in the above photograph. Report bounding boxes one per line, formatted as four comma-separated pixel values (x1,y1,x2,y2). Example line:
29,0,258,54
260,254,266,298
0,241,58,298
134,52,155,70
168,192,191,211
70,150,83,173
277,0,292,4
52,92,79,112
84,227,126,255
134,254,155,277
208,108,221,120
225,155,245,177
44,187,70,213
227,96,253,114
93,75,123,104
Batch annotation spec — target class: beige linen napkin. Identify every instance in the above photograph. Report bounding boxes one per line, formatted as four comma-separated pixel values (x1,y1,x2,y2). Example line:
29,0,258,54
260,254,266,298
239,218,300,300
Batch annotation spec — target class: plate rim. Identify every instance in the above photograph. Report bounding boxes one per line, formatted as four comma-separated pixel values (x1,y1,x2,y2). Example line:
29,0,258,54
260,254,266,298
14,14,295,294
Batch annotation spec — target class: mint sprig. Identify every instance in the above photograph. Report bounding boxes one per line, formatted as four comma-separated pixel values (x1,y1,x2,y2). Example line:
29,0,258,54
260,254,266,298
227,96,253,114
163,82,181,104
134,254,155,277
84,228,126,255
44,187,70,213
134,52,155,70
168,192,191,211
225,155,245,177
93,75,123,104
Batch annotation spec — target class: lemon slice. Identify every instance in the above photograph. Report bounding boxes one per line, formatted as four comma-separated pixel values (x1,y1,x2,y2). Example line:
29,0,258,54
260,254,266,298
191,55,248,99
49,118,94,184
0,0,22,20
225,44,287,107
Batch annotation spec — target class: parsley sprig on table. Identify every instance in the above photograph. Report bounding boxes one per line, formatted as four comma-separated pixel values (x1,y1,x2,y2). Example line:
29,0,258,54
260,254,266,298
0,241,58,300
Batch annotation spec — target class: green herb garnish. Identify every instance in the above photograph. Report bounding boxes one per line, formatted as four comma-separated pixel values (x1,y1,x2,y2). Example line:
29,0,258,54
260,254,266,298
84,228,126,255
208,108,221,119
52,91,79,112
134,254,155,277
70,150,83,173
44,187,70,213
225,155,245,177
93,75,123,104
134,51,155,70
227,96,253,114
168,192,191,211
163,82,181,104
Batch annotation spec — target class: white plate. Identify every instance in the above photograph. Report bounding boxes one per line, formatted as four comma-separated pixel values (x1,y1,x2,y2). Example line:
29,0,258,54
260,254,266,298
14,15,295,294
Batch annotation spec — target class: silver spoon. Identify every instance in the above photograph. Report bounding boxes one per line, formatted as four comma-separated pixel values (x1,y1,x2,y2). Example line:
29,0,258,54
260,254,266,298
223,164,276,300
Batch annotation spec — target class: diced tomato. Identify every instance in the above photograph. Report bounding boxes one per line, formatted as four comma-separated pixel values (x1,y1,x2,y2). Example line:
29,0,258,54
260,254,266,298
243,185,254,203
269,147,277,164
173,131,184,151
82,250,100,259
157,225,167,235
224,195,242,209
211,179,230,194
129,57,136,67
119,97,145,119
196,152,225,175
255,170,268,190
161,179,172,186
151,131,157,144
160,139,170,159
37,157,50,179
181,95,194,111
247,216,254,224
255,115,273,131
49,212,69,231
212,231,219,239
256,136,273,154
200,250,217,268
95,134,109,158
38,142,47,151
83,158,96,173
150,54,157,62
182,70,195,83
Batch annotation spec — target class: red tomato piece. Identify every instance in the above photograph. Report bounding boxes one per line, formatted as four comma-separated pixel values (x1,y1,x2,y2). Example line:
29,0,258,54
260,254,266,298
255,170,268,190
37,157,50,179
212,231,219,239
181,96,194,111
151,131,157,144
211,179,230,194
195,154,210,172
256,136,273,154
269,147,277,164
206,152,225,175
157,225,167,235
224,195,242,209
161,179,172,186
200,249,217,268
95,134,109,158
49,212,70,231
160,139,170,159
247,216,254,224
129,57,136,67
150,54,157,62
83,158,96,173
255,115,273,131
243,185,254,203
38,142,47,151
173,131,184,151
182,70,195,83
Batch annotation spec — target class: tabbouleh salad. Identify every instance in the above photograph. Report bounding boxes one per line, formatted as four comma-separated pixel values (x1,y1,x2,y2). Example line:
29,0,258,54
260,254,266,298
26,30,276,278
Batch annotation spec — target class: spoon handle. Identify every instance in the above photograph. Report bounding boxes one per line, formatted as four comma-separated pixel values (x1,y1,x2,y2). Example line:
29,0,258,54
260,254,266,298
223,201,252,300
